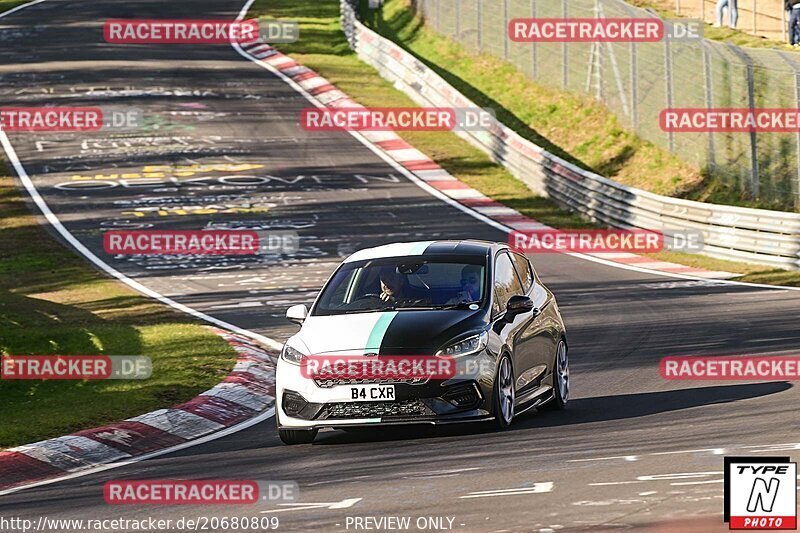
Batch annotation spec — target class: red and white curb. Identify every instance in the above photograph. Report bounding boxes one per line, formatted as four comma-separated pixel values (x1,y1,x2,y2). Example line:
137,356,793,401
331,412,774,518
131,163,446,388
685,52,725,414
235,38,735,281
0,328,275,492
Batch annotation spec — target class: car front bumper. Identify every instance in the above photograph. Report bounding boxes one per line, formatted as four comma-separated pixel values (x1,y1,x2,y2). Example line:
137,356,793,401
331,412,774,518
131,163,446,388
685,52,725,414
275,352,497,430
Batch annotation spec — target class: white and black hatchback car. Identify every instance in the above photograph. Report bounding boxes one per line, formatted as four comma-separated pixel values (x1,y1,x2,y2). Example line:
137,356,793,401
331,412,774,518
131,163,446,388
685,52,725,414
276,240,568,444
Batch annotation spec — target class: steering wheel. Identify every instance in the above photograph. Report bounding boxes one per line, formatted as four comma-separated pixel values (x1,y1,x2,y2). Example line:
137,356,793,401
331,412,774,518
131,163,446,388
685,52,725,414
353,293,384,302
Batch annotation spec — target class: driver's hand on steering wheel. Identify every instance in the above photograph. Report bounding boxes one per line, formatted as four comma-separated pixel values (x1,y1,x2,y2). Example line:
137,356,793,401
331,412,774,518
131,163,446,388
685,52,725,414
379,291,395,302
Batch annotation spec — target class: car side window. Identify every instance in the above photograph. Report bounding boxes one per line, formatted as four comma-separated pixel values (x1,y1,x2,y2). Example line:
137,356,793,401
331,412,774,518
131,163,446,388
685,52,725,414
511,252,533,293
492,252,524,316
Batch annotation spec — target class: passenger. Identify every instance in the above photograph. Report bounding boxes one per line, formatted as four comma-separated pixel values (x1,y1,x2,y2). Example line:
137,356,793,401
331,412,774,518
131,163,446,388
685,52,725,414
447,265,482,304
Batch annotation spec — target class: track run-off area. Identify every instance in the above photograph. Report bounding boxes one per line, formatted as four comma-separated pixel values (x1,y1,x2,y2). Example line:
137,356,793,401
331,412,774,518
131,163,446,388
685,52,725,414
1,0,800,530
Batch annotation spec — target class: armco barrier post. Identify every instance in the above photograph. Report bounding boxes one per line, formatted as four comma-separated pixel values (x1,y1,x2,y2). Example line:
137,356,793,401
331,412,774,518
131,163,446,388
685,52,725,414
727,43,760,198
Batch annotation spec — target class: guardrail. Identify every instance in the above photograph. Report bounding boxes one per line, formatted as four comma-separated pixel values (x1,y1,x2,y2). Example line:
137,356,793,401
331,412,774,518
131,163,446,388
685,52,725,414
340,0,800,270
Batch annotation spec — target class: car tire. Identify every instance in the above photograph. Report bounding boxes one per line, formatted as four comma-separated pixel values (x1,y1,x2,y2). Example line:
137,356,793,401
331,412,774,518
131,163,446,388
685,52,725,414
543,339,569,411
278,428,318,445
491,354,515,430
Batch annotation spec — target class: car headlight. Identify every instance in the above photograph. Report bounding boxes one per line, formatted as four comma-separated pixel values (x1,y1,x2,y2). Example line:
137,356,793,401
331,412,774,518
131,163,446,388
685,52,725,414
436,331,488,357
281,343,307,365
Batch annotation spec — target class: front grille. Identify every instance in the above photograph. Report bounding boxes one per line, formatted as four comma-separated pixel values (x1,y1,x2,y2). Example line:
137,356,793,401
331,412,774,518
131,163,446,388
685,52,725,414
314,377,426,388
319,399,431,419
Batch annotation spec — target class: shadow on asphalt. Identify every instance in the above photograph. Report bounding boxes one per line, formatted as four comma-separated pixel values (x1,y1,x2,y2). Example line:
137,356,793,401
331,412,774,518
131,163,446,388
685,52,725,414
520,381,792,428
312,381,792,445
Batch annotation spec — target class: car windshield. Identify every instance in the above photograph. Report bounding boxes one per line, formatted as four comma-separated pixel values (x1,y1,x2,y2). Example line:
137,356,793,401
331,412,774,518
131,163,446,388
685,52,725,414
313,256,487,316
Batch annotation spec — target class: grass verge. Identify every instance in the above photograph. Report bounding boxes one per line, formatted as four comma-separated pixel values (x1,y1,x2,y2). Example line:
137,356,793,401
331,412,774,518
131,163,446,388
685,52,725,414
0,170,237,448
0,0,31,11
251,0,800,286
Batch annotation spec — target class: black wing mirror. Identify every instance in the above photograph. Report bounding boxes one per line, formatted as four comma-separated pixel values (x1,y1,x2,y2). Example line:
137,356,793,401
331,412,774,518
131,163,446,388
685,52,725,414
505,295,535,319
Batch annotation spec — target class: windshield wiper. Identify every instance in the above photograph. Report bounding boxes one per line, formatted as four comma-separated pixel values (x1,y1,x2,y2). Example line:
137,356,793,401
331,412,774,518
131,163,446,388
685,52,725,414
432,301,481,310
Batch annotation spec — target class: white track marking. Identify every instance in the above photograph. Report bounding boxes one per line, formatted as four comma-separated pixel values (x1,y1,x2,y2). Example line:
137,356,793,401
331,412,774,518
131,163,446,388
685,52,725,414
0,0,282,352
0,0,283,496
0,0,45,17
651,448,726,456
459,482,554,498
670,479,723,486
0,128,282,351
260,498,362,513
569,455,639,463
589,481,645,487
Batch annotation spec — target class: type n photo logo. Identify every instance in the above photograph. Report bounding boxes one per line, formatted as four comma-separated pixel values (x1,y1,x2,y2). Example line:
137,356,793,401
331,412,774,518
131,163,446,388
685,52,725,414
724,457,797,530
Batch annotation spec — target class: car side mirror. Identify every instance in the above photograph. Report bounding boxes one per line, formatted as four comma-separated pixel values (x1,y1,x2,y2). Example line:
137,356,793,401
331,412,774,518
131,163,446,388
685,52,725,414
286,304,308,325
505,295,534,319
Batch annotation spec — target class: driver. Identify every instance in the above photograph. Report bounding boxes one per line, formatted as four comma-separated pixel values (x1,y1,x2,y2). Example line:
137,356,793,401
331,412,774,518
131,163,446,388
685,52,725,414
379,268,407,302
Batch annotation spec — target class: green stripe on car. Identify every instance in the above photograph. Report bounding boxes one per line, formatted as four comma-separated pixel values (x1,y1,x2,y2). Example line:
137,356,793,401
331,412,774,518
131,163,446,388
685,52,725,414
410,241,433,255
365,311,397,352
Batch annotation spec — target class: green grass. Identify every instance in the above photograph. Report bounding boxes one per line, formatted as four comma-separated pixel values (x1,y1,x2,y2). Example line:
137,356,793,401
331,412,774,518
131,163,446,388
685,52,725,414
0,171,237,447
0,0,31,12
251,0,800,286
0,0,237,443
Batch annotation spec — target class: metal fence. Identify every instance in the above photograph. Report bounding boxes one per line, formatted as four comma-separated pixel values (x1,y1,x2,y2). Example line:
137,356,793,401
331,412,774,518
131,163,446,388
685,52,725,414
412,0,800,211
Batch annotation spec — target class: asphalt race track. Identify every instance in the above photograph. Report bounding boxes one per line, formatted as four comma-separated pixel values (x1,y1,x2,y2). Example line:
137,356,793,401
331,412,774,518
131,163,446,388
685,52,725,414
1,0,800,531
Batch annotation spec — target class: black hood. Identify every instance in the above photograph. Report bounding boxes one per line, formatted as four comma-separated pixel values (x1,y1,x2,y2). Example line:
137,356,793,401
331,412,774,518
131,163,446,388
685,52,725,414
377,308,489,354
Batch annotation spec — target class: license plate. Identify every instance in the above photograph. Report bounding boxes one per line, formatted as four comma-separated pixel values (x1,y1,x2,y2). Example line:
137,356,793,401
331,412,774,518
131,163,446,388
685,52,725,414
348,384,395,402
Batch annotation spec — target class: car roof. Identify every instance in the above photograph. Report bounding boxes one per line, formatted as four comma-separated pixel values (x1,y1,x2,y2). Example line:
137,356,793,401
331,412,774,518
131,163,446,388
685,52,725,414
344,240,506,263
